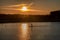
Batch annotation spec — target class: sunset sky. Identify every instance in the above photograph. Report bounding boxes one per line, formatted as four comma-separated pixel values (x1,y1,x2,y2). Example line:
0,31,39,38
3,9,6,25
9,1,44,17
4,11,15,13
0,0,60,15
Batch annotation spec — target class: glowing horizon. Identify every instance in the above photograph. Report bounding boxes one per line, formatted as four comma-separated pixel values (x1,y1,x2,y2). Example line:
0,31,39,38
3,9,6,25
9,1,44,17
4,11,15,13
0,0,60,15
0,3,54,15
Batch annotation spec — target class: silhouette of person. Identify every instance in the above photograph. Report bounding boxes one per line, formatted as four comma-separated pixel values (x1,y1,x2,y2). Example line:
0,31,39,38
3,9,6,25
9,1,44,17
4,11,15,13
31,24,33,27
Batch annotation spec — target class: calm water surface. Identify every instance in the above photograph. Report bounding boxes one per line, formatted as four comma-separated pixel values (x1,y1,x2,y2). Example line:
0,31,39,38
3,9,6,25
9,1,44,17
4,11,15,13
0,22,60,40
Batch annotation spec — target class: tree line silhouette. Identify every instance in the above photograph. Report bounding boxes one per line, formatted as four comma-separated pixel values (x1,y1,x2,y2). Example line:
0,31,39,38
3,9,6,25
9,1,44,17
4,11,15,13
0,10,60,23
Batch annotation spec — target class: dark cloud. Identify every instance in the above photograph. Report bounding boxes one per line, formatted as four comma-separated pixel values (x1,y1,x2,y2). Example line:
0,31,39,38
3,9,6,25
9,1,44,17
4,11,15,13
0,0,33,6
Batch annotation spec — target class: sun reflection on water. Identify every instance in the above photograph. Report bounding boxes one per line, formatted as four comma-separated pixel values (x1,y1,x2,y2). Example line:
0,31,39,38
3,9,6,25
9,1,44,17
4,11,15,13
18,23,31,40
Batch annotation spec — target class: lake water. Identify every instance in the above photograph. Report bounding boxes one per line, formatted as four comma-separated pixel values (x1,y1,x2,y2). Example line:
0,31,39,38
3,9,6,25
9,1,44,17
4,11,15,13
0,22,60,40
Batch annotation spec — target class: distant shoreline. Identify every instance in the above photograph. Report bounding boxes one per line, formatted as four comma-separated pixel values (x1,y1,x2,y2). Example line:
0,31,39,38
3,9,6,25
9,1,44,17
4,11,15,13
0,10,60,23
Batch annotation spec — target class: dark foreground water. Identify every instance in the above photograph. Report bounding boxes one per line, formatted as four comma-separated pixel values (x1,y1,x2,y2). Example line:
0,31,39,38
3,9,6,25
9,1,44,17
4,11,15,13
0,22,60,40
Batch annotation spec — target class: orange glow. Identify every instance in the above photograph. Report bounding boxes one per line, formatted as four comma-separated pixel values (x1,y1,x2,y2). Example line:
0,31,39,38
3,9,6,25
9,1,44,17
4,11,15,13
21,6,28,12
18,23,31,40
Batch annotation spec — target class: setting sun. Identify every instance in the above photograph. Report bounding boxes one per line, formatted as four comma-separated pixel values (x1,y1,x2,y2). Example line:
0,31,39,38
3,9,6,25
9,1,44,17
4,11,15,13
21,6,28,12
